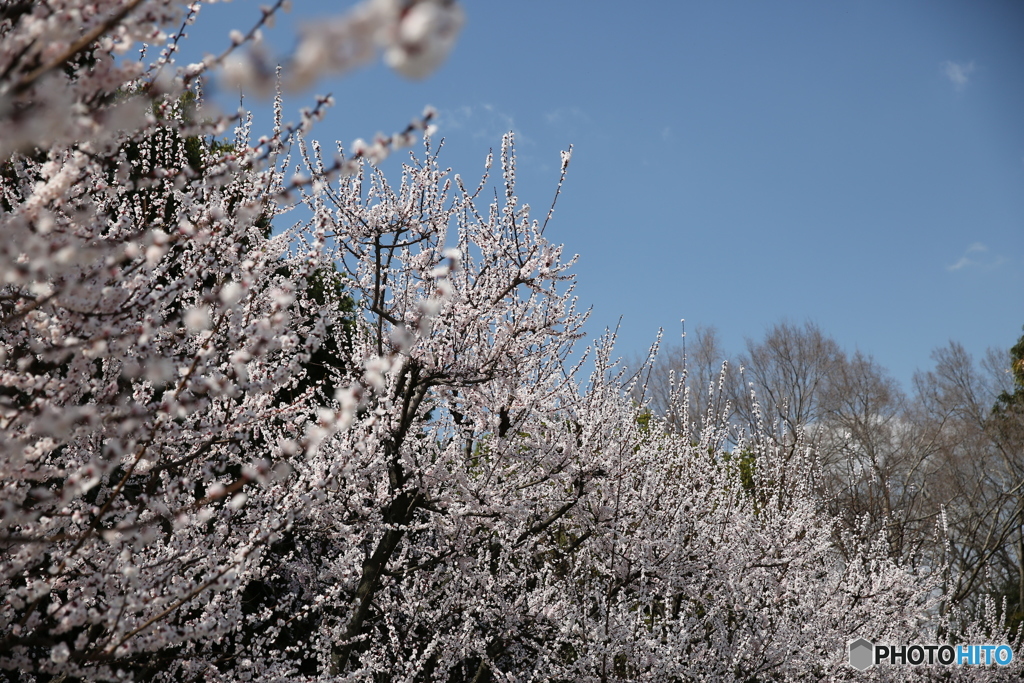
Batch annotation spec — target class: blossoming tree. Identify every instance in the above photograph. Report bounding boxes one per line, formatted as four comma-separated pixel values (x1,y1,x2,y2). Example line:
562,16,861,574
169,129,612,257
0,1,1012,681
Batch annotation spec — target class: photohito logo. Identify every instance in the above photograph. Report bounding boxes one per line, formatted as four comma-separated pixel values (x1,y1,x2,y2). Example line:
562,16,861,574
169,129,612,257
848,638,1013,671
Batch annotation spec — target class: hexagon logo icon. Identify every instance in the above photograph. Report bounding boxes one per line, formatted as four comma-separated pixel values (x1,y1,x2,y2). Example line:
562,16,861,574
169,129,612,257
849,637,874,671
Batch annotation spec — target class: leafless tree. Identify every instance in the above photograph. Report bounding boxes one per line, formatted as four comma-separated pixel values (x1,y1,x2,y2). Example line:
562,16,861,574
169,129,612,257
816,351,943,563
729,321,844,459
912,342,1024,625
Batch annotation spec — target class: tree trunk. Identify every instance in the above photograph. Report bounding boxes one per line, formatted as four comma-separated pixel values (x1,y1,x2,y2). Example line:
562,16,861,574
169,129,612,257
329,486,421,674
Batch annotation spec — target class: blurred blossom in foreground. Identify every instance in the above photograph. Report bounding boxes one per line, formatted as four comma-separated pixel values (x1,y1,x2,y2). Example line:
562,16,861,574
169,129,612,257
240,0,466,93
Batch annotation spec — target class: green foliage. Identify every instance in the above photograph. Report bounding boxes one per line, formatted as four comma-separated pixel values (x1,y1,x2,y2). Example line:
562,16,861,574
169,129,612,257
994,325,1024,415
635,407,653,433
721,448,757,497
990,325,1024,460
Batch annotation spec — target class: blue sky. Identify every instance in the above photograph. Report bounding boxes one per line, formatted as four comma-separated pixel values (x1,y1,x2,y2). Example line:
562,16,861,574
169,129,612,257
184,0,1024,390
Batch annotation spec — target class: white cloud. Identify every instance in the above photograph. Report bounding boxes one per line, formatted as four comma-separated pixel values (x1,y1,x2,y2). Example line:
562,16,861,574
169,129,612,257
437,103,527,144
947,242,1005,271
942,60,975,91
544,106,590,127
947,257,975,272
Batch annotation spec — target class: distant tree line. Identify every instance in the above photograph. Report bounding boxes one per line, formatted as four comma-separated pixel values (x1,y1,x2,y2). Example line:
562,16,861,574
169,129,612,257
635,321,1024,636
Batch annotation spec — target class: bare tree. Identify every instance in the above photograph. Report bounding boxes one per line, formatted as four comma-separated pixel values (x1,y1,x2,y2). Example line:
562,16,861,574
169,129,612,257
910,342,1024,625
730,320,844,458
817,351,943,563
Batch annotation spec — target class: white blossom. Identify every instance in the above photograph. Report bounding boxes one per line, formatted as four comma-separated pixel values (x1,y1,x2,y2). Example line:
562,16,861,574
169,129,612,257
184,306,211,333
50,642,70,664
